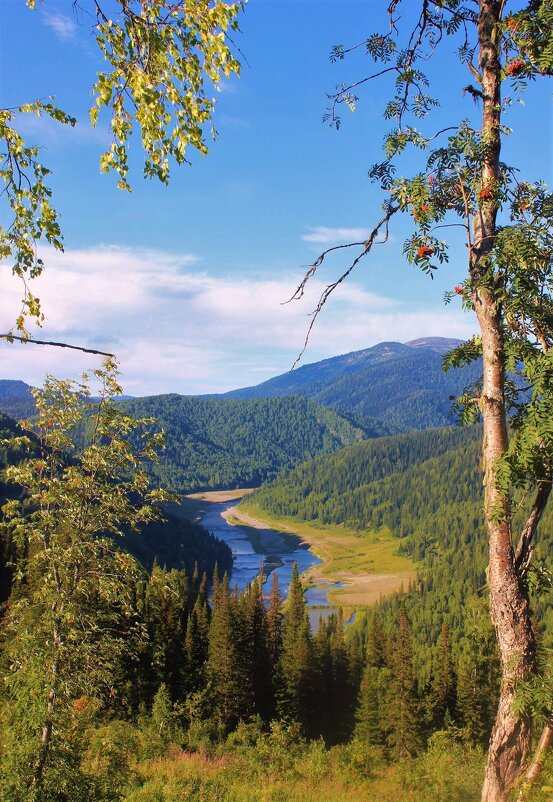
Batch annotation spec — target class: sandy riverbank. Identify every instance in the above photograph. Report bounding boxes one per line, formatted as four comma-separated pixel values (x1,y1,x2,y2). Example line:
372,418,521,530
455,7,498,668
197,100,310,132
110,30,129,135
186,491,415,611
186,488,255,503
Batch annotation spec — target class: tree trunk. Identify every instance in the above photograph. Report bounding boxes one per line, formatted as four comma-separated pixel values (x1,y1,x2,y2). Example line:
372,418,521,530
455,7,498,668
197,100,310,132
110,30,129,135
518,721,553,800
30,649,59,794
472,3,538,800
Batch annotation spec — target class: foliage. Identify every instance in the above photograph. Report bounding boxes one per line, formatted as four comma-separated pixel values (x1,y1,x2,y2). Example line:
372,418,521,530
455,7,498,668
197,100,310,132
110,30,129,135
90,0,242,189
0,101,75,334
0,359,173,800
72,718,483,802
2,0,243,333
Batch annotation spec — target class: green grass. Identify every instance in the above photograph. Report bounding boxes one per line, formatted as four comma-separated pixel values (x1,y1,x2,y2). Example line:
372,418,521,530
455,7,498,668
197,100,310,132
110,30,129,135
117,730,484,802
237,502,415,610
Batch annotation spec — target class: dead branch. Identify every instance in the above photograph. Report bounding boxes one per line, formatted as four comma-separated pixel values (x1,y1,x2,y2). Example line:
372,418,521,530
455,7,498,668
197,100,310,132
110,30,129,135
514,482,552,578
286,204,398,370
1,334,114,358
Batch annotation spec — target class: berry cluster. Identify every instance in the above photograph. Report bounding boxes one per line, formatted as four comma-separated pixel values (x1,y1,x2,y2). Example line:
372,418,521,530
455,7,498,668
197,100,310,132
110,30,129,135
507,60,525,76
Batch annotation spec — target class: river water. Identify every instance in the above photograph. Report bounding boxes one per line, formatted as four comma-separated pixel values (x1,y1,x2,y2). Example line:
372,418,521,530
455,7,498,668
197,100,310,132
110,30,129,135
198,498,343,628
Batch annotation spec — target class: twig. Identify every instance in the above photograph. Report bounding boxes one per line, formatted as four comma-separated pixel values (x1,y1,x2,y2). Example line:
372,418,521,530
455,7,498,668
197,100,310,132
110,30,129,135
286,205,398,370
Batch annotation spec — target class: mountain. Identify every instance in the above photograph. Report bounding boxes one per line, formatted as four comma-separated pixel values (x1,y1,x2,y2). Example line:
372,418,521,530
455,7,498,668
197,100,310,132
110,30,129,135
0,380,37,420
0,380,133,421
221,338,480,433
121,394,367,492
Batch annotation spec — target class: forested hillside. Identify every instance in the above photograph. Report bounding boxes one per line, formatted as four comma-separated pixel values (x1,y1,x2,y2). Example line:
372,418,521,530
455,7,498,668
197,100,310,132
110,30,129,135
0,380,37,420
122,394,366,492
0,412,232,602
247,425,553,687
223,339,481,432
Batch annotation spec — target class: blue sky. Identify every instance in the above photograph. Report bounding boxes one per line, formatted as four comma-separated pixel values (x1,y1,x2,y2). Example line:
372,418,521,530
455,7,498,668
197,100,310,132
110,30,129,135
1,0,551,395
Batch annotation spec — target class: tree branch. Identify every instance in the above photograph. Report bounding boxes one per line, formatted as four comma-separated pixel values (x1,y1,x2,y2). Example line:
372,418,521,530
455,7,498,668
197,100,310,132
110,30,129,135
514,482,552,579
1,335,114,358
286,204,398,369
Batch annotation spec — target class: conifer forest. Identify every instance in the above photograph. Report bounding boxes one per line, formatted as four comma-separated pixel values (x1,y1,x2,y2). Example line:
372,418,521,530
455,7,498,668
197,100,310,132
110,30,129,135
0,2,552,802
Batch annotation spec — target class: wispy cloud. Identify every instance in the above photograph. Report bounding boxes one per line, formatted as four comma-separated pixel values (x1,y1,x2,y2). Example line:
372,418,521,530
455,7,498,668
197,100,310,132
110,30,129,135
16,113,110,147
302,226,370,245
0,245,476,396
42,11,77,41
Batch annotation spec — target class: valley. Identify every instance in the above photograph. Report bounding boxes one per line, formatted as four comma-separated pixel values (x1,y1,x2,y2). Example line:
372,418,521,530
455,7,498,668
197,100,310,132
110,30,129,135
182,488,415,622
0,337,551,802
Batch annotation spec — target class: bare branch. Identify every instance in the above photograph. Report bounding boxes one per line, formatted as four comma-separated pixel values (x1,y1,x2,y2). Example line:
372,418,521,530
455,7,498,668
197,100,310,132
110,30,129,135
1,335,114,358
287,204,398,369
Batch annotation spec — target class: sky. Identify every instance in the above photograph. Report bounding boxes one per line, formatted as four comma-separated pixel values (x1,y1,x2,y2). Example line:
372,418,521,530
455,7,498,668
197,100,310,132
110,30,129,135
1,0,551,396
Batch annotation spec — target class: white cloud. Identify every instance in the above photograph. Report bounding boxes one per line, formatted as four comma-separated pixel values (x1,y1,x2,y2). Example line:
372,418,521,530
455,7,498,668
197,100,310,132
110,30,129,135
16,113,110,147
302,226,371,245
0,244,476,396
42,11,77,41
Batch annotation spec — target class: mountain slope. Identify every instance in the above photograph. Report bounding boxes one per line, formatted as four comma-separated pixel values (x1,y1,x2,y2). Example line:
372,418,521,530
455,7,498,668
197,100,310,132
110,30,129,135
248,424,483,529
122,394,367,492
0,380,37,420
246,424,553,673
222,338,480,433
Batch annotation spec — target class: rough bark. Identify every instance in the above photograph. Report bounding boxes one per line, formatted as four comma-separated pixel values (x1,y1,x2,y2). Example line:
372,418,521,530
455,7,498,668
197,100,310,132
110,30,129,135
472,3,538,800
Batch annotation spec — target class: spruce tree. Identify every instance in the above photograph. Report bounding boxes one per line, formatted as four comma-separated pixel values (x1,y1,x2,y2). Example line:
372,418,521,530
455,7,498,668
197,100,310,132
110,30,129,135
385,611,423,759
429,622,457,731
327,612,354,743
183,596,209,697
266,571,283,668
278,563,313,730
355,616,389,746
207,574,251,732
238,575,271,721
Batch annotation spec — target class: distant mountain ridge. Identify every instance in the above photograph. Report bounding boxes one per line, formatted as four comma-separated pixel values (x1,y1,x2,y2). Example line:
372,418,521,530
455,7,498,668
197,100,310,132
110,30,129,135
221,337,478,433
0,380,37,420
0,337,480,488
0,380,134,421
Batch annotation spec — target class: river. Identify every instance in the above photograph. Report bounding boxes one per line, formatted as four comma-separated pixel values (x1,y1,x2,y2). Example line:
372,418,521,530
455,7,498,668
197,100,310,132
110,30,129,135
198,498,345,628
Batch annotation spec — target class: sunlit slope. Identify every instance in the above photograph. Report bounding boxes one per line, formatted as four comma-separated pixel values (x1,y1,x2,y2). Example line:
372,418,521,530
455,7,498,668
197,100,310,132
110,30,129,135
122,394,367,492
222,338,481,433
248,425,482,529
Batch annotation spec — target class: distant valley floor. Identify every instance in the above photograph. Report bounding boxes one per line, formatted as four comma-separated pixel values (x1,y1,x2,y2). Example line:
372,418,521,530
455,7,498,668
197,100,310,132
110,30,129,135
188,490,415,613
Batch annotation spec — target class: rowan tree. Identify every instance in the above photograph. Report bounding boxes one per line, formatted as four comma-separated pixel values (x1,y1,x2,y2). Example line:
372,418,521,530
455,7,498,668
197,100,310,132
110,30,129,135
289,3,552,798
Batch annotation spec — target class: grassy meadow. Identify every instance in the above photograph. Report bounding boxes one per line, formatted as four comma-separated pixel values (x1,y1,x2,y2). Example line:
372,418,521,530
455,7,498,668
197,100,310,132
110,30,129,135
237,501,415,611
